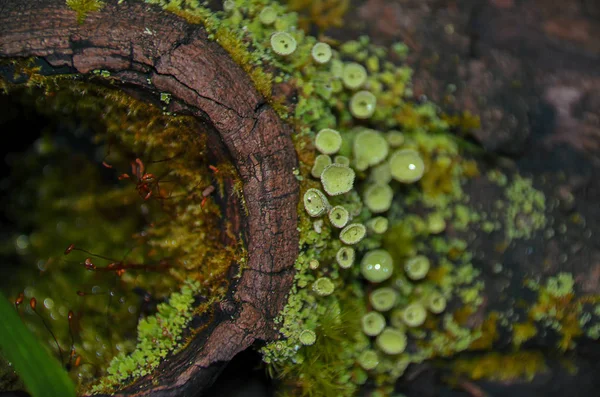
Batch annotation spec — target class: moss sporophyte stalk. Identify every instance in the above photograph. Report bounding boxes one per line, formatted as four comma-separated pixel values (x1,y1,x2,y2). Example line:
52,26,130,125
1,0,598,396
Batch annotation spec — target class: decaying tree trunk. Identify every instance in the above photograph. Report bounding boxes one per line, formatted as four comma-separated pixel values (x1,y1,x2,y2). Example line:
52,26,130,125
0,0,299,395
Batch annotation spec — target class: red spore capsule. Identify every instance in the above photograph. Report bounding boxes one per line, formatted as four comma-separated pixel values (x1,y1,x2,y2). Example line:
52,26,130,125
29,297,37,310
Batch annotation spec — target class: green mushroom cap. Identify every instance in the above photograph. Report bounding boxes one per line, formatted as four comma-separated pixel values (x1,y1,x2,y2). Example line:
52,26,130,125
299,329,317,346
334,155,350,166
311,42,332,64
402,302,427,327
339,223,366,245
315,128,342,155
427,291,447,314
342,62,367,90
389,149,425,183
328,205,349,228
386,130,405,147
259,6,277,25
404,255,430,280
369,287,397,312
376,328,407,355
336,246,355,269
357,350,379,370
361,249,394,283
367,216,389,234
311,154,332,178
303,188,329,217
349,90,376,119
361,311,386,336
363,183,393,213
353,129,389,168
320,163,355,196
312,277,335,296
270,31,297,56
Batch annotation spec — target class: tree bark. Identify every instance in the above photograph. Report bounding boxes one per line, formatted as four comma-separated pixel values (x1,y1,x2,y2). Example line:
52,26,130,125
0,0,299,395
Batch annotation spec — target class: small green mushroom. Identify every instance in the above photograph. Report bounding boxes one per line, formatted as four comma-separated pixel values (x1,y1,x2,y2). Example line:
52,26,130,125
369,162,392,185
311,154,332,178
299,329,317,346
402,302,427,327
361,249,394,283
336,246,355,269
357,350,379,370
339,223,366,245
389,149,425,183
309,259,320,270
349,90,376,119
367,216,389,234
369,287,397,312
328,205,349,228
270,31,297,56
376,328,407,355
312,277,335,296
320,163,355,196
363,184,393,213
342,62,367,90
303,188,329,217
404,255,430,280
258,6,277,25
334,155,350,166
386,130,405,147
427,212,446,234
315,128,342,155
353,129,389,167
426,291,447,314
311,42,332,64
361,311,386,336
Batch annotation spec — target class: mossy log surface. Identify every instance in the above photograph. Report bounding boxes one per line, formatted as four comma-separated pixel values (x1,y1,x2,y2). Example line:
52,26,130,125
0,0,298,396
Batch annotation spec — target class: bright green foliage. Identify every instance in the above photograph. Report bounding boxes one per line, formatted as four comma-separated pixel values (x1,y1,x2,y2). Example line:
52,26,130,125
0,291,76,397
91,280,200,394
66,0,104,24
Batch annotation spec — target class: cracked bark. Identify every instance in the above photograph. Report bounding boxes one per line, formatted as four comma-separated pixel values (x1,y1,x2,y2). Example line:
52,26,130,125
0,0,298,396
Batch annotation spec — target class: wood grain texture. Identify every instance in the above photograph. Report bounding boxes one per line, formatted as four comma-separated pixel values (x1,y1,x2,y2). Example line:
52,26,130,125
0,0,299,395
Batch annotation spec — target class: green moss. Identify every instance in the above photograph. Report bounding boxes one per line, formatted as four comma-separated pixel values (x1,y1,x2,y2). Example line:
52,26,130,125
66,0,105,24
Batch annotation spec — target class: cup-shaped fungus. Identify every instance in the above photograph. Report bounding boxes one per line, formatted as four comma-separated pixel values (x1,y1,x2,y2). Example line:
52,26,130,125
358,350,379,370
303,188,330,217
353,129,389,168
376,328,407,355
367,216,389,234
401,302,427,327
336,246,355,269
315,128,342,155
312,277,335,296
386,130,405,147
404,255,430,280
334,155,350,166
270,31,297,56
362,311,386,336
328,205,349,228
389,149,425,183
369,287,398,312
349,91,376,119
311,154,332,178
299,329,317,346
426,291,447,314
340,223,366,245
311,42,332,64
320,163,355,196
363,184,393,213
361,249,394,283
342,62,367,90
427,212,446,234
369,162,392,185
259,6,277,25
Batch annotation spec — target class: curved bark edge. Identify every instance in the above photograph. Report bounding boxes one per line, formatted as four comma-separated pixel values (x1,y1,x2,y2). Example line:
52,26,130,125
0,0,299,395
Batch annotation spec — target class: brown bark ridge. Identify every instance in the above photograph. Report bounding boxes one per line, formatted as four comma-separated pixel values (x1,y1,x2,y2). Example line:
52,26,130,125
0,0,299,396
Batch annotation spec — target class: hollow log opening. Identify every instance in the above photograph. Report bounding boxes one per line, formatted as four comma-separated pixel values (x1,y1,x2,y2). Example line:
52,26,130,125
0,0,299,395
